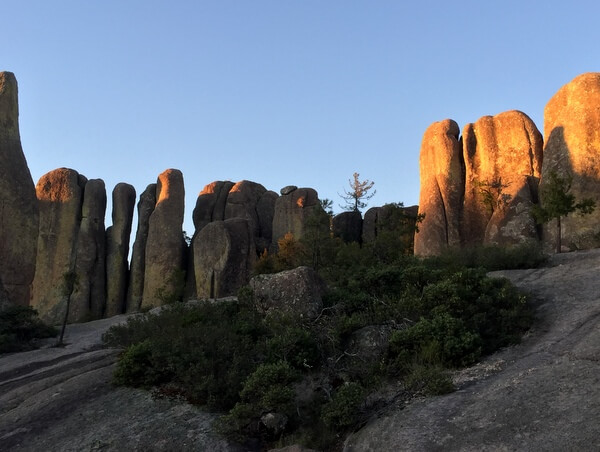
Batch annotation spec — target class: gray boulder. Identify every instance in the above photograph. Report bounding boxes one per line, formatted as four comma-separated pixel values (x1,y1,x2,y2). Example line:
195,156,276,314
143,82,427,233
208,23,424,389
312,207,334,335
142,169,186,309
69,179,107,322
250,266,326,320
126,183,156,312
31,168,85,324
332,211,362,243
272,187,323,249
0,71,39,307
105,183,136,317
192,218,255,299
192,180,234,232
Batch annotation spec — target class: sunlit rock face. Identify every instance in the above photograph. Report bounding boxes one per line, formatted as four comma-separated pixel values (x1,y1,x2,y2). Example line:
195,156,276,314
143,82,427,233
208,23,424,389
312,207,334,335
193,218,255,299
542,73,600,251
462,110,542,246
142,169,185,309
0,71,39,307
192,180,234,233
126,183,156,312
31,168,86,324
271,186,325,249
105,183,135,317
69,179,107,322
413,119,463,256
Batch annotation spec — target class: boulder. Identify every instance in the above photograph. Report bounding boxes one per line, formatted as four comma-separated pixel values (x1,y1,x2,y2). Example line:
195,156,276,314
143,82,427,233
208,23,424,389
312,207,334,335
541,72,600,250
193,218,255,299
31,168,85,324
280,185,298,196
224,180,267,242
192,180,234,232
105,183,136,317
126,183,156,312
272,187,323,248
0,71,39,307
413,119,464,256
142,169,186,309
462,110,542,246
69,179,107,322
250,266,326,320
332,211,362,243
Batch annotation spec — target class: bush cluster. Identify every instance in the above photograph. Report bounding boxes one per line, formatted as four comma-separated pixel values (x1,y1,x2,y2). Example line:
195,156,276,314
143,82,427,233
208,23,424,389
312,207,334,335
105,206,538,450
0,305,57,353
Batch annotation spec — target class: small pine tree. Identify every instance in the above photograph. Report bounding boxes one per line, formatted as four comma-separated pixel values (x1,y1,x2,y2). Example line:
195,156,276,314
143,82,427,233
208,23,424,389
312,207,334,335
339,172,376,212
532,170,595,253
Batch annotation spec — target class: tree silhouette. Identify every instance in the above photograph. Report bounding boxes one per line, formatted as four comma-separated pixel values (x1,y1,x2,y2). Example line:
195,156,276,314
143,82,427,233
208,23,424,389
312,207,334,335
339,172,376,212
532,170,595,253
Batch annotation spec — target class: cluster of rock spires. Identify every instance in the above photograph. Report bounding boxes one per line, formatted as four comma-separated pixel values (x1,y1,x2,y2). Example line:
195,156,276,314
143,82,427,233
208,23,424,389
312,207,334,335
0,71,411,324
3,71,600,323
415,73,600,256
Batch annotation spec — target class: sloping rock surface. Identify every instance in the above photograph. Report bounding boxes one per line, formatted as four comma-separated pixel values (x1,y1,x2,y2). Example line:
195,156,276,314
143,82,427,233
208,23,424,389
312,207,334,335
345,249,600,451
0,315,242,452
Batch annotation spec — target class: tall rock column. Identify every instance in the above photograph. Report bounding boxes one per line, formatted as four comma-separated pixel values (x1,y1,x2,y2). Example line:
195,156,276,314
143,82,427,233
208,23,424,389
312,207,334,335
542,73,600,251
105,183,136,317
69,179,107,322
126,183,156,312
413,120,464,256
30,168,85,324
0,71,39,307
462,110,543,246
142,169,185,309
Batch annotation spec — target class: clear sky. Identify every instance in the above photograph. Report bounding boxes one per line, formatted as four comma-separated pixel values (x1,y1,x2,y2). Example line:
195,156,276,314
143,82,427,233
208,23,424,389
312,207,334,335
3,1,600,235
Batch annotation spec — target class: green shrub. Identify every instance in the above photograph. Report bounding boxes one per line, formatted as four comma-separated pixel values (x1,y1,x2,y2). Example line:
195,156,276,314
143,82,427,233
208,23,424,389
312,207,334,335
321,382,365,429
0,305,57,353
404,364,454,395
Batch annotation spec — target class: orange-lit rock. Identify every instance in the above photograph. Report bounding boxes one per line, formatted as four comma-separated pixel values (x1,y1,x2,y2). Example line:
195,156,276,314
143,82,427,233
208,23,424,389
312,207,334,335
142,169,185,309
462,110,542,246
0,71,39,308
105,183,135,316
413,119,463,256
542,73,600,250
31,168,85,324
126,183,156,312
192,180,234,233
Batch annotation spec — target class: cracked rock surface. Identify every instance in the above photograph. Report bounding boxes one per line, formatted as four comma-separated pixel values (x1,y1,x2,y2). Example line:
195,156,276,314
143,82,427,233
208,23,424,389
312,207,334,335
0,315,241,452
345,248,600,451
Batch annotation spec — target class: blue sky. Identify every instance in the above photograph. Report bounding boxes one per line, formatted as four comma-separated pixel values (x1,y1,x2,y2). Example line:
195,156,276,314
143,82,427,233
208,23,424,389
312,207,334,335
3,1,600,235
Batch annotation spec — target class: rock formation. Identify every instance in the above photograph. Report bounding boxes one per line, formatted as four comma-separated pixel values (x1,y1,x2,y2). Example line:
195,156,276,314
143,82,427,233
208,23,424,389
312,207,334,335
0,71,39,307
250,266,326,320
192,218,255,299
126,183,156,312
31,168,86,324
332,211,362,243
192,181,234,233
272,186,325,248
462,110,542,246
413,120,463,256
105,183,136,317
69,179,107,322
142,169,185,309
415,112,543,255
541,72,600,251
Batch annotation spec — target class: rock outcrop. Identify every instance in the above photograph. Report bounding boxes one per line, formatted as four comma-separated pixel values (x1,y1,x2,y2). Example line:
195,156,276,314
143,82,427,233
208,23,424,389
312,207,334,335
272,186,324,248
69,179,107,322
31,168,86,324
415,112,543,255
0,71,39,307
462,110,542,246
126,184,156,312
142,169,185,309
105,183,136,317
192,218,255,299
249,266,326,320
192,181,234,233
332,211,362,243
413,120,463,256
541,72,600,251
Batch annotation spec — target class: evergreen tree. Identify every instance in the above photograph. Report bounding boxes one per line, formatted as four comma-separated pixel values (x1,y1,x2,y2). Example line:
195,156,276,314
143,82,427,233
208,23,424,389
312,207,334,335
339,172,376,212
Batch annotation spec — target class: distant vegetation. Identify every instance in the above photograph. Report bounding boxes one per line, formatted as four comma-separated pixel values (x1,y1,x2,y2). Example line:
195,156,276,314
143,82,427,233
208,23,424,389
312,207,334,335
0,305,58,353
104,205,539,450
